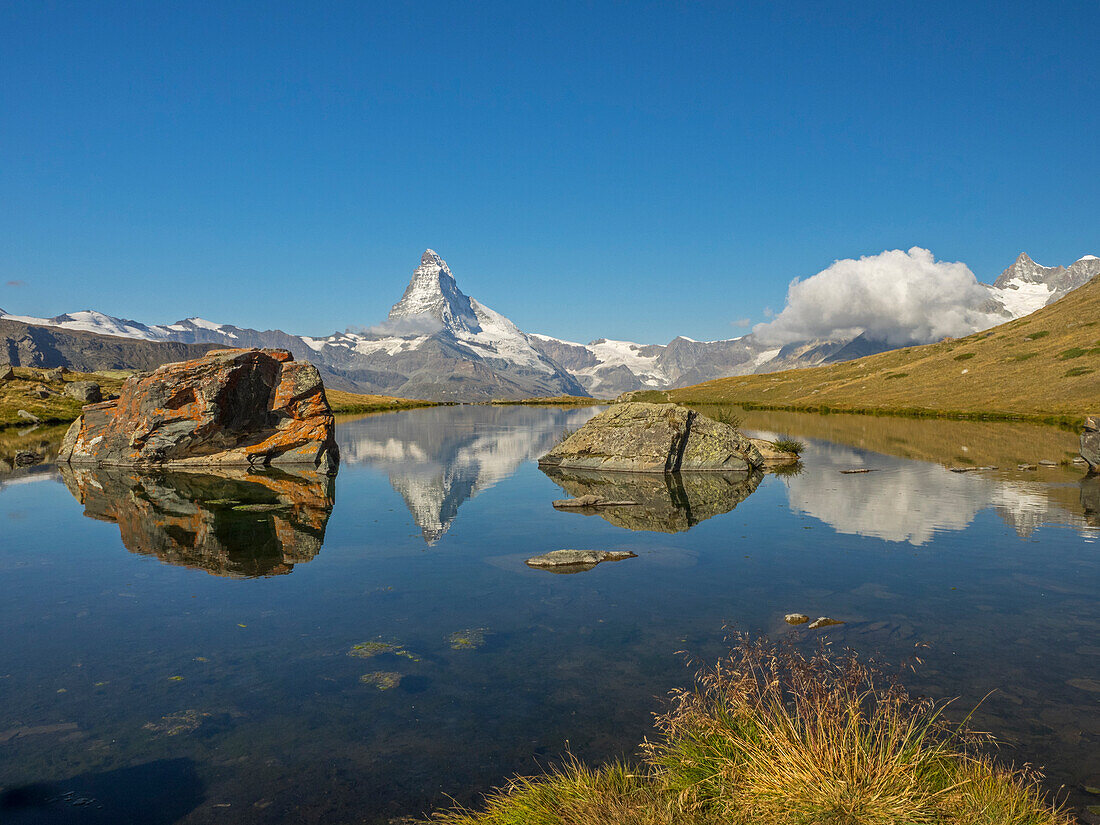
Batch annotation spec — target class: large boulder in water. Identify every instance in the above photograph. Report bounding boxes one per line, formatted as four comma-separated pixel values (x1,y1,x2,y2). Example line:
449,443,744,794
537,402,763,472
1082,415,1099,473
59,348,338,473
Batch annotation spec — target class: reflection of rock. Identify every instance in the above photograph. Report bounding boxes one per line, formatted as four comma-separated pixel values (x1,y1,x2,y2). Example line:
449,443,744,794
525,549,637,573
542,466,763,533
1083,476,1100,528
1083,416,1100,473
749,438,800,465
337,405,602,544
539,403,763,472
59,465,334,577
60,348,338,473
552,494,639,508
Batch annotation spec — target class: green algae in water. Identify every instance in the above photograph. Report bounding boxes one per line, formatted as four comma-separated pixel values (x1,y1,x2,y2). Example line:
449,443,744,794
360,671,402,690
448,627,490,650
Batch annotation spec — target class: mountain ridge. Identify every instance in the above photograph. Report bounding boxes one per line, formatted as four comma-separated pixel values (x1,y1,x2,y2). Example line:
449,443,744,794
3,250,1096,401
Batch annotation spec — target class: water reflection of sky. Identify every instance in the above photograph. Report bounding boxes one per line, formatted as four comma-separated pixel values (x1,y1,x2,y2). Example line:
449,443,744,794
1,407,1097,823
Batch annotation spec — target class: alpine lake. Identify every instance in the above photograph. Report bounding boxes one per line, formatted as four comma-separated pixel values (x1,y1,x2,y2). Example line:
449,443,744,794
1,405,1097,824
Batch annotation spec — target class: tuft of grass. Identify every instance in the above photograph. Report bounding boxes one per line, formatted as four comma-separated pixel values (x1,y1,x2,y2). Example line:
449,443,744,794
884,372,910,380
771,436,804,455
1064,366,1094,377
953,353,976,361
703,405,743,429
1024,330,1050,340
432,637,1072,825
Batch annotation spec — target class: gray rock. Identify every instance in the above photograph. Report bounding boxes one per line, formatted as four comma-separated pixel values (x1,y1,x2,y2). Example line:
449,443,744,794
29,384,57,399
525,549,637,573
1082,415,1100,473
537,402,763,473
808,617,845,629
63,381,102,404
784,613,809,625
43,367,66,382
16,409,40,423
0,364,13,381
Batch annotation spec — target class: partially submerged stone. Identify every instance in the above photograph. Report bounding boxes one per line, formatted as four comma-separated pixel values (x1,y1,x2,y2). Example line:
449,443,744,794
1082,415,1099,473
808,617,845,629
784,613,809,625
525,549,637,573
59,348,338,473
538,402,763,473
749,438,800,465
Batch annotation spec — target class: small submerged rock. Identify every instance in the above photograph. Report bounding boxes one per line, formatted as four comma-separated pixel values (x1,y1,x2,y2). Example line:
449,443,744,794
448,628,490,650
525,549,637,573
840,468,874,474
348,641,419,661
784,613,809,625
360,671,402,690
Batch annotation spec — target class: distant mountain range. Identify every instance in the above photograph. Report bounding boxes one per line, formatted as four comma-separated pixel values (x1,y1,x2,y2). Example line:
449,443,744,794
2,250,1097,401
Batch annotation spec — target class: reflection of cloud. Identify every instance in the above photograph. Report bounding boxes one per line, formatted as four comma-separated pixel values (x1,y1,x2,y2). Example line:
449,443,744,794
337,406,602,545
776,439,1095,545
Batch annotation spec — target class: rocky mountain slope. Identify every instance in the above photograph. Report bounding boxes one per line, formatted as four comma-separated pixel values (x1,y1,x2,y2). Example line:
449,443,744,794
668,270,1100,419
3,251,1096,401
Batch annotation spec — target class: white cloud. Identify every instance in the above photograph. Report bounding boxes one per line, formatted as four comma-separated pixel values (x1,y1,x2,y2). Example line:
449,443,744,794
752,247,1003,346
349,313,445,338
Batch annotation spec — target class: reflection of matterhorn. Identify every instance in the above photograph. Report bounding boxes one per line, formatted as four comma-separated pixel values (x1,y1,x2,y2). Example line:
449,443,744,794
337,405,601,545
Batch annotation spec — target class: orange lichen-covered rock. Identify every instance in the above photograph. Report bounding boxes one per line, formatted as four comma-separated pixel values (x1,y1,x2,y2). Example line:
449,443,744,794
59,348,339,473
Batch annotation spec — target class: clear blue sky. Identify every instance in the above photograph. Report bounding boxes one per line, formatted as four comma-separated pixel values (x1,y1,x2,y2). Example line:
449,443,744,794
1,0,1097,344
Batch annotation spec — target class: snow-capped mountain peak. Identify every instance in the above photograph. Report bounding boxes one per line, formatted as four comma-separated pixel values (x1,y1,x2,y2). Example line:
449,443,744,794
987,252,1100,317
387,248,481,334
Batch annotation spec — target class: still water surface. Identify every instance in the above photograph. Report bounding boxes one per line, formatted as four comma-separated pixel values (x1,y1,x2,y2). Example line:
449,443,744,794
1,406,1097,823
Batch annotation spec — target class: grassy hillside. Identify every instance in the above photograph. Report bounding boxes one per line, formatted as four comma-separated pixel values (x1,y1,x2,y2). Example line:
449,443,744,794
670,275,1100,422
0,367,127,429
324,389,439,415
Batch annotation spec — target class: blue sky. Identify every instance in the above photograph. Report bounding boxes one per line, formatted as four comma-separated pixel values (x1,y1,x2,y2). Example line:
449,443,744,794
1,0,1097,344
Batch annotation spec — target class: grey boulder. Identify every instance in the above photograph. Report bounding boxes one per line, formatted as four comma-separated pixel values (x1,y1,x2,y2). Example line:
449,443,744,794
63,381,102,404
538,402,763,473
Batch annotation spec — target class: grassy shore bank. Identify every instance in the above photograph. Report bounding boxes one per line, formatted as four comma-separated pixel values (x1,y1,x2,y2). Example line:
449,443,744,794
488,396,609,406
432,637,1070,825
0,367,126,429
667,275,1100,423
324,389,441,415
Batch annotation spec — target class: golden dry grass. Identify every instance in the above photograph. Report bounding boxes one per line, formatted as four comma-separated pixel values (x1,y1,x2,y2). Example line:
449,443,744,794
432,637,1072,825
324,388,439,414
669,276,1100,421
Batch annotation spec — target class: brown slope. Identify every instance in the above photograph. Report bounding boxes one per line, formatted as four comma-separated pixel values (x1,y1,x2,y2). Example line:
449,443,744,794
669,275,1100,420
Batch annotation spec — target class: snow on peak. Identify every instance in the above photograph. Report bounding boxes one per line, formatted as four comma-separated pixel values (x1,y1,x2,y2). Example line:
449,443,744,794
388,249,481,334
1077,255,1099,262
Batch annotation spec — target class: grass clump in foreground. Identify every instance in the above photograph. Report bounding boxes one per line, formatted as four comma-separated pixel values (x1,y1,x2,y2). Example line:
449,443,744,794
771,436,804,455
432,636,1070,825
